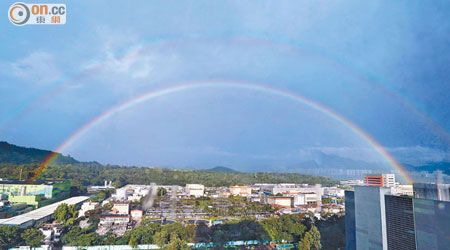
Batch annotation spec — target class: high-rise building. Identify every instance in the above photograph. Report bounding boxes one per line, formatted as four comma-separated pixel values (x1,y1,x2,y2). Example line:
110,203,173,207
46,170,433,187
345,185,450,250
413,183,450,201
353,186,391,249
345,190,356,250
385,195,416,250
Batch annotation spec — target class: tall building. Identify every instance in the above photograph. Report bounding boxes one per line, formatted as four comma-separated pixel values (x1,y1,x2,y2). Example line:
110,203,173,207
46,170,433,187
345,190,356,250
353,186,391,249
413,183,450,201
384,195,416,250
345,185,450,250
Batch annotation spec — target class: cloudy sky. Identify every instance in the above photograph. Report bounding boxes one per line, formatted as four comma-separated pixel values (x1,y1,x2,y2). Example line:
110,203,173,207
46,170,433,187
1,0,450,171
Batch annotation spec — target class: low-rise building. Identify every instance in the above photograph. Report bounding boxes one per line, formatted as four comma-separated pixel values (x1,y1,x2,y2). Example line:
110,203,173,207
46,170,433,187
112,202,130,215
230,186,252,197
324,187,345,197
185,184,205,197
78,201,99,217
131,209,143,220
390,184,413,196
265,196,294,208
340,179,364,187
294,192,321,207
99,214,130,225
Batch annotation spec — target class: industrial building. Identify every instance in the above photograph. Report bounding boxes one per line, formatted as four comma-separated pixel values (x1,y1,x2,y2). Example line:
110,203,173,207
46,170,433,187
0,196,89,228
0,180,70,207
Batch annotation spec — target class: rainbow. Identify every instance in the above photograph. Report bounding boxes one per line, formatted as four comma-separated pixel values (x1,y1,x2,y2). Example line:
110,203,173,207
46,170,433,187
4,35,450,147
34,81,413,184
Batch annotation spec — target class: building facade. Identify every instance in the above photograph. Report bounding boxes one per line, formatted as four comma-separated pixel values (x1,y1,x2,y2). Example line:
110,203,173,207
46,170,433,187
346,185,450,250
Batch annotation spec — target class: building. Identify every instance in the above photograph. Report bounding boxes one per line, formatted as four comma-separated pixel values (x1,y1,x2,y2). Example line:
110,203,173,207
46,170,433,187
384,195,416,250
354,186,390,249
294,192,320,207
130,209,143,220
87,180,114,193
0,196,89,228
413,183,450,201
185,184,205,197
0,180,70,207
365,174,396,187
113,202,130,215
39,223,63,245
78,201,99,217
413,197,450,249
230,186,252,197
99,214,130,225
340,179,364,186
257,183,323,196
390,184,414,196
265,196,293,208
323,187,345,197
345,185,450,250
345,190,356,250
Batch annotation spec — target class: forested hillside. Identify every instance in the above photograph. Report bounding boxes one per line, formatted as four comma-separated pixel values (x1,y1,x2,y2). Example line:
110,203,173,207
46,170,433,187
0,141,338,193
0,141,78,165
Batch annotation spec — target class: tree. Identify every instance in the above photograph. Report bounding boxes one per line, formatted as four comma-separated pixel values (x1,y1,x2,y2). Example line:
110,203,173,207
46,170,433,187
298,232,313,250
309,225,321,250
54,203,78,226
299,226,321,250
21,229,44,249
158,187,168,196
129,236,138,249
0,226,24,247
164,233,190,250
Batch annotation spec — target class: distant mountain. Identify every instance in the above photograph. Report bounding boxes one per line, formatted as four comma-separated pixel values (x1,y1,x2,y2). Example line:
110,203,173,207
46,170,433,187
0,141,79,165
204,166,239,173
403,162,450,175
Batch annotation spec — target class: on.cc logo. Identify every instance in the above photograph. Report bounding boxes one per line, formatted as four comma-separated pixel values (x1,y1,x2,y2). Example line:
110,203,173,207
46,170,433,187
9,2,30,26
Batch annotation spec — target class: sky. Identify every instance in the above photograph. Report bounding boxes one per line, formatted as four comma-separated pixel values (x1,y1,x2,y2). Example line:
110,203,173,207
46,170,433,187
1,0,450,173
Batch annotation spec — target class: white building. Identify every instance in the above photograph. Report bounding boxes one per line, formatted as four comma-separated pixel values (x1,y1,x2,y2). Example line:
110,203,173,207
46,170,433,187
391,184,413,196
382,174,396,187
185,184,205,197
324,187,345,197
257,183,323,196
265,196,293,208
340,179,364,186
113,202,130,215
230,186,252,197
78,201,99,217
294,192,321,206
131,209,144,220
99,214,130,225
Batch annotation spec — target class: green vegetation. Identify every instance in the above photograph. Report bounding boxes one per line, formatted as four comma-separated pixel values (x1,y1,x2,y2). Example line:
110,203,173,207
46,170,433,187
0,225,24,248
0,141,78,165
0,226,45,249
21,228,45,249
0,213,342,249
54,203,79,226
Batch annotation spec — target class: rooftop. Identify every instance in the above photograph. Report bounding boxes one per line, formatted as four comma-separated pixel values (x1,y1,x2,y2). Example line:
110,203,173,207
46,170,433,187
0,196,89,226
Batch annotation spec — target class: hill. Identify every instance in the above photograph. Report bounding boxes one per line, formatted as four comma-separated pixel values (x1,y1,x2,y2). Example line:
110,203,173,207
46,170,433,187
205,166,238,173
0,142,339,190
403,162,450,175
0,141,78,165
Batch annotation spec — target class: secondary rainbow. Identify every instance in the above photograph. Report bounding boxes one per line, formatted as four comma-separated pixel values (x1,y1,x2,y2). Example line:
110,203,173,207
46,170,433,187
35,81,413,184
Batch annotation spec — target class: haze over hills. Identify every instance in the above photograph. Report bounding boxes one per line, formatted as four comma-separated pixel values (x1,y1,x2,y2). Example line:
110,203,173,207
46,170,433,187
0,141,448,177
